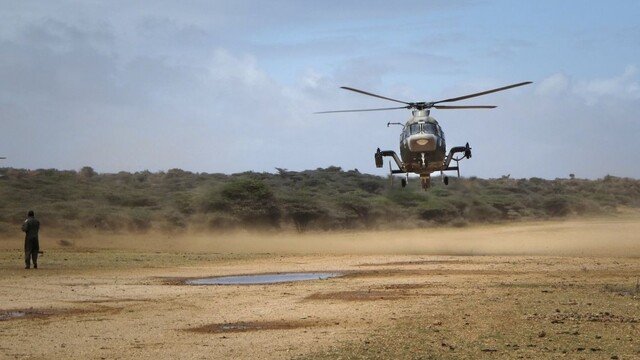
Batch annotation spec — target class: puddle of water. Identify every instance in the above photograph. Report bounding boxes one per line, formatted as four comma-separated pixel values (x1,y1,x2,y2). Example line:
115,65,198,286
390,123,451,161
186,272,343,285
189,320,315,333
0,311,27,321
221,324,254,331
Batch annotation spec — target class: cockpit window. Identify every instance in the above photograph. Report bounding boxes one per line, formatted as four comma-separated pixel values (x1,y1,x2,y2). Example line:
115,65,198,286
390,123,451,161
407,122,443,136
423,123,437,135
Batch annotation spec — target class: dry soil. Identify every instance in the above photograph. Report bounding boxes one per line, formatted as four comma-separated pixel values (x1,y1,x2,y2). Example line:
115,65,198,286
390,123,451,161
1,217,639,359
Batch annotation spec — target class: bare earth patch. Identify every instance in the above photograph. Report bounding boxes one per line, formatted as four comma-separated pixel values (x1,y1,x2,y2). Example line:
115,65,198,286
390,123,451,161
0,217,639,359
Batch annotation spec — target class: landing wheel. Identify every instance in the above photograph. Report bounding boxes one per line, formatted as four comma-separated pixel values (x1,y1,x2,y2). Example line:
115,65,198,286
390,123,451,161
443,176,449,186
401,178,407,188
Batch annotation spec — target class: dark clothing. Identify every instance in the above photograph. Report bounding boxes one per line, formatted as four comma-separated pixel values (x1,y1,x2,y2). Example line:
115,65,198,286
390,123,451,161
22,217,40,240
22,216,40,268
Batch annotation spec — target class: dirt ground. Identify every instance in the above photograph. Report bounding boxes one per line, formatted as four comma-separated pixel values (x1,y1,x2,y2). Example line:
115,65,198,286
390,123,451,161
1,217,639,359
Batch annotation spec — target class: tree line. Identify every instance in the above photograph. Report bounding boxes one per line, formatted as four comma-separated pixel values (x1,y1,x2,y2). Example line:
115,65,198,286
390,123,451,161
0,166,638,236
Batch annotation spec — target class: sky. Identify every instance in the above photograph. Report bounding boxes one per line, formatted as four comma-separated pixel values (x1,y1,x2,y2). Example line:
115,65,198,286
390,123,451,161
1,0,639,179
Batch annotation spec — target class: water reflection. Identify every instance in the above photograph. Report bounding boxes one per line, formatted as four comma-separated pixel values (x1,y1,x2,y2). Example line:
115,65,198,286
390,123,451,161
187,272,343,285
0,311,27,321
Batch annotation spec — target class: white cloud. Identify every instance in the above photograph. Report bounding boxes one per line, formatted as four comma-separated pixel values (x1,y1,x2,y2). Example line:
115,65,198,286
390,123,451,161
574,65,639,105
208,49,269,87
535,73,570,96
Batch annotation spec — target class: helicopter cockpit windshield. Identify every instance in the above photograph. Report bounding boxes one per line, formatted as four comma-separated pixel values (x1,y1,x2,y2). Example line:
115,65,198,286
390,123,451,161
423,123,437,135
408,122,439,135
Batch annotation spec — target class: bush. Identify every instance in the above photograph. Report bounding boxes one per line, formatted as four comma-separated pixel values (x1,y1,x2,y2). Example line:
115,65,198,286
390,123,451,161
281,193,327,232
466,203,503,222
418,202,459,223
127,209,152,233
215,178,281,229
543,196,571,217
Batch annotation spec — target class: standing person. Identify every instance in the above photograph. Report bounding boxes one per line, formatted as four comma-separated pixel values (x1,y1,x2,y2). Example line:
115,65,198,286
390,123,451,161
21,210,40,269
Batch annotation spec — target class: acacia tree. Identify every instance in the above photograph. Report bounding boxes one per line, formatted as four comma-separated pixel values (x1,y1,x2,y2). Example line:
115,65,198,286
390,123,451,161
337,192,375,228
216,178,281,228
79,166,96,178
281,196,326,232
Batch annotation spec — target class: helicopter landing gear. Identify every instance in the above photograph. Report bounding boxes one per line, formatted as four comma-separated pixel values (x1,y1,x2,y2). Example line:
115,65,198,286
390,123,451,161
375,148,383,168
375,148,404,171
440,171,450,186
420,174,431,190
420,152,426,167
401,177,407,188
443,142,472,178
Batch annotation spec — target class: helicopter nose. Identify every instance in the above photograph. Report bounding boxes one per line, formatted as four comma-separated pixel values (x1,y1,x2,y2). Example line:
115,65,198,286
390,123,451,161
408,134,437,152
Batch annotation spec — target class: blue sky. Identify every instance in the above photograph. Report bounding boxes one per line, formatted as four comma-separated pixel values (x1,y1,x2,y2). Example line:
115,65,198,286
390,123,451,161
1,0,639,179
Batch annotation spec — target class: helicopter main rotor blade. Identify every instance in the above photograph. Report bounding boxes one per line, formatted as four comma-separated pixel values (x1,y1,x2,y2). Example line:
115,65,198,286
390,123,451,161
317,81,531,113
315,106,409,114
340,87,412,106
434,105,497,109
432,81,532,105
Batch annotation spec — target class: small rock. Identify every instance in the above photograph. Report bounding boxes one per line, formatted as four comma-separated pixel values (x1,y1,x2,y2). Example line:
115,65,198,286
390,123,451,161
538,331,546,338
440,342,454,350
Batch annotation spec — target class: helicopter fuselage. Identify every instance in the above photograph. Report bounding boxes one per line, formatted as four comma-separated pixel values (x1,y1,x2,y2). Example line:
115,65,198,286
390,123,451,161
376,108,471,189
399,110,446,175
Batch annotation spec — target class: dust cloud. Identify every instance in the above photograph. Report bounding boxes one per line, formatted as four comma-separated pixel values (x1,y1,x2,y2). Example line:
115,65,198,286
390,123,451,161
3,216,638,258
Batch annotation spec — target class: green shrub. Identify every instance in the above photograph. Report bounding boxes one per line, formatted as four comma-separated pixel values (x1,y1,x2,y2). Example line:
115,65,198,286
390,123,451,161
543,196,571,217
281,194,327,232
466,203,503,222
215,178,281,229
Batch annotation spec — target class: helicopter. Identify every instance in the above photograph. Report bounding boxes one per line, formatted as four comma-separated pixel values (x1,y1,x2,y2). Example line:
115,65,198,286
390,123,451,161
317,81,532,190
